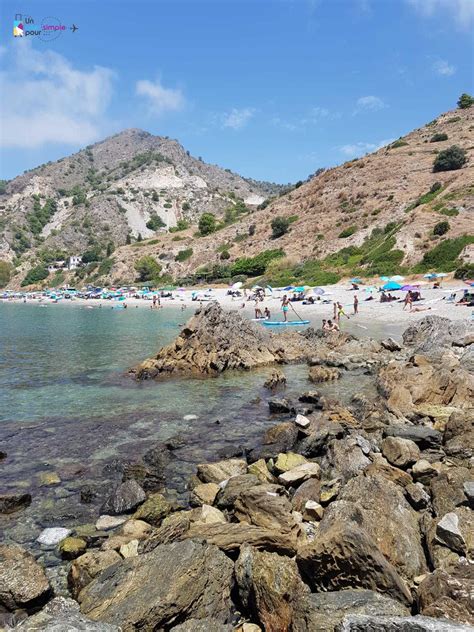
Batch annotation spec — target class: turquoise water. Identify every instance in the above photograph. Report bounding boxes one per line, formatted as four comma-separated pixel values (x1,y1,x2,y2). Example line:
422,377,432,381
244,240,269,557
0,302,377,550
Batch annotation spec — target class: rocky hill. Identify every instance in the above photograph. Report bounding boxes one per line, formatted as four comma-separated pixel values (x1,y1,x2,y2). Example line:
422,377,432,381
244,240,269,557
2,104,474,289
0,130,286,286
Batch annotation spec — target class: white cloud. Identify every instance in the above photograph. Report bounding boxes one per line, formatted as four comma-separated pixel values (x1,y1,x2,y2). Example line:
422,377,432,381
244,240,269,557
406,0,474,28
0,40,115,148
222,107,255,130
135,78,185,115
310,106,330,118
340,138,394,158
432,59,456,76
354,95,386,114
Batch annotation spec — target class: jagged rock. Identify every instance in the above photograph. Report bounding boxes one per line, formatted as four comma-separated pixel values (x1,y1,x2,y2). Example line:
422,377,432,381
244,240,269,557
431,469,471,516
435,513,466,554
278,462,321,486
101,480,146,515
141,511,194,551
338,475,427,580
131,303,315,379
402,316,471,354
0,544,51,611
0,493,31,514
14,597,120,631
193,504,227,525
405,483,431,510
58,537,87,560
274,452,308,473
235,544,310,632
215,474,260,509
297,521,413,606
197,458,247,484
95,515,127,531
68,550,122,599
303,500,324,521
234,485,298,534
444,410,474,460
381,338,402,352
335,614,473,631
364,460,412,488
247,459,276,484
299,391,321,405
190,482,221,506
120,540,139,558
297,419,345,457
171,619,233,631
79,540,234,628
291,478,321,512
268,398,292,414
132,493,172,525
417,562,474,625
464,482,474,506
319,479,342,504
183,522,296,556
262,421,298,451
382,437,420,469
384,426,442,450
309,366,341,383
263,370,286,390
412,460,439,484
425,507,472,571
320,437,371,483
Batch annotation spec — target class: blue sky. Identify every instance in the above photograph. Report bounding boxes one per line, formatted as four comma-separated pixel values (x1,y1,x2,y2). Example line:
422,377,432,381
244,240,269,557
1,0,473,183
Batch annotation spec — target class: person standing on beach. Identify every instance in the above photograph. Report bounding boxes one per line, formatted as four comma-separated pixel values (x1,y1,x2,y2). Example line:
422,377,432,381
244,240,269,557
281,294,290,322
353,294,359,315
337,301,350,321
333,302,337,320
403,291,413,311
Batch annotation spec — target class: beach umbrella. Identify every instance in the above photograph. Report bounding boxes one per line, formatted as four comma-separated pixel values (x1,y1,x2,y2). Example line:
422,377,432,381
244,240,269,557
382,281,402,291
380,276,390,282
401,284,418,291
436,273,448,278
390,275,405,282
293,286,306,292
350,278,361,284
423,273,436,279
313,287,325,295
283,286,294,291
232,281,243,289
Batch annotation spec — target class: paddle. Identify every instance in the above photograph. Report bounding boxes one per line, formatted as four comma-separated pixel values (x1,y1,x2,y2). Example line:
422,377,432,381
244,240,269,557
288,300,305,322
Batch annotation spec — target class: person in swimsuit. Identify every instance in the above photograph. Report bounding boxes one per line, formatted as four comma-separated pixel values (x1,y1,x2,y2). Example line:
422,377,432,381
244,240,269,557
281,294,290,322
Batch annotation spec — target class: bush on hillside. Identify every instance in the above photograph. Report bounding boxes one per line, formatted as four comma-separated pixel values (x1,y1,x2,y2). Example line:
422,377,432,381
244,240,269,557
0,261,12,287
198,213,217,236
82,246,103,263
220,250,230,260
146,213,166,231
433,221,450,236
338,226,357,238
457,93,474,109
21,265,49,287
271,217,290,239
414,235,474,272
134,256,162,282
454,264,474,279
430,133,448,143
230,249,285,277
433,145,467,172
175,248,193,262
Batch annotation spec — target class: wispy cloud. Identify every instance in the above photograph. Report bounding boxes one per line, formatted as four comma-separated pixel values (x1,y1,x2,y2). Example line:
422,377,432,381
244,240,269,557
406,0,474,28
432,59,456,76
271,106,337,132
354,95,386,114
222,107,256,130
135,78,185,115
339,138,394,158
0,40,115,148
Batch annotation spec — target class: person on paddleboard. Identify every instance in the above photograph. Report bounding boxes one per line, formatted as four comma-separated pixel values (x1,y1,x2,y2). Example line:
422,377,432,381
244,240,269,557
281,295,290,322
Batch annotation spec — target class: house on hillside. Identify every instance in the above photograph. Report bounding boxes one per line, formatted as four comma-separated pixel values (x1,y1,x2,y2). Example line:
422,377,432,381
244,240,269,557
67,256,83,270
47,260,66,273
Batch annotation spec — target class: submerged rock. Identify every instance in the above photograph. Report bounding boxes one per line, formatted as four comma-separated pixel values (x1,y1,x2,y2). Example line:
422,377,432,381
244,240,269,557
0,493,31,514
79,540,234,629
58,537,87,560
37,527,72,547
0,544,51,611
101,480,146,515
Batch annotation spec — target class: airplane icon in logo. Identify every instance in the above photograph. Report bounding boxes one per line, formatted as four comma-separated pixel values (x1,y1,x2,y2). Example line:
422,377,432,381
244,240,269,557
70,24,78,32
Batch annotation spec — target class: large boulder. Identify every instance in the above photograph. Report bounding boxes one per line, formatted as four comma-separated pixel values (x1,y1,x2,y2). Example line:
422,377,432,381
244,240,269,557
320,437,371,483
197,458,247,484
68,550,122,599
297,521,413,606
381,437,420,469
79,540,234,629
335,614,473,631
402,316,471,354
235,544,310,632
417,563,474,626
132,493,172,525
0,544,51,611
383,426,442,450
0,493,31,514
101,480,146,515
130,303,315,379
443,410,474,460
430,468,471,516
14,597,120,631
215,474,260,509
234,485,298,534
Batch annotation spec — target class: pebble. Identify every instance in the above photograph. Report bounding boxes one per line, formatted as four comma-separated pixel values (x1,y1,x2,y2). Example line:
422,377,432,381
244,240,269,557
37,527,72,546
95,515,128,531
295,414,311,429
183,414,198,421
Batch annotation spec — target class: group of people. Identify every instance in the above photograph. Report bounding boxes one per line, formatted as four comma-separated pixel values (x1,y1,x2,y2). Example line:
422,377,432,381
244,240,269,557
322,318,340,332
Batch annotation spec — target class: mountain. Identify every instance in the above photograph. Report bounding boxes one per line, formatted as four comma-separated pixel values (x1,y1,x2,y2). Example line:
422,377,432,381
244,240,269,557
0,129,287,284
1,105,473,289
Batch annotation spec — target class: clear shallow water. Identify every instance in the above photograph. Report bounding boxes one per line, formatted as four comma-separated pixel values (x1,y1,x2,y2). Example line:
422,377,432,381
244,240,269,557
0,302,377,550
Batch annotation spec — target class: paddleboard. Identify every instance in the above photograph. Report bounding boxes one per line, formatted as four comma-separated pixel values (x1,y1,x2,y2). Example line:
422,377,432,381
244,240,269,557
263,320,310,326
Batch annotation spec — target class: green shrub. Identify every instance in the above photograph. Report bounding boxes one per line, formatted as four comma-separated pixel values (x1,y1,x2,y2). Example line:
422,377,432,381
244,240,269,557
0,261,12,287
271,217,290,239
175,248,193,262
146,214,166,231
220,250,230,260
446,116,461,123
439,208,459,217
433,145,467,172
430,133,448,143
82,246,103,263
199,213,217,236
97,257,114,276
338,226,357,238
21,265,49,286
26,198,58,235
182,201,190,211
230,249,285,277
134,256,162,282
457,93,474,109
454,264,474,279
390,139,408,149
433,221,450,236
414,235,474,272
169,219,190,233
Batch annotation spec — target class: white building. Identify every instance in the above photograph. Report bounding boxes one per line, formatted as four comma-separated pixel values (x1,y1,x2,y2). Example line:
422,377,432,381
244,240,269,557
68,256,82,270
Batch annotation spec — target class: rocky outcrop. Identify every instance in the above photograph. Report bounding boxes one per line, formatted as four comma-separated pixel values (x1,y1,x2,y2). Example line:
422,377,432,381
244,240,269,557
0,493,31,514
0,544,52,612
417,563,473,625
403,316,472,355
130,303,317,379
79,540,234,629
335,614,473,631
14,597,120,631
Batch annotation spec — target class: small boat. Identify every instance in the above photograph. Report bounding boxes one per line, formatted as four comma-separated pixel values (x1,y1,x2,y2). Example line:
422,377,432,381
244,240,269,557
262,320,310,327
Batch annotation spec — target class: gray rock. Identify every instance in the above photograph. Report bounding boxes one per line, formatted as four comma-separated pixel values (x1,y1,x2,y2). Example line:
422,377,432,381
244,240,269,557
0,493,32,514
336,614,473,631
402,316,471,354
36,527,72,546
404,483,430,510
268,398,292,414
79,540,234,629
381,338,402,352
215,474,260,509
417,562,474,625
435,513,466,554
171,619,233,631
463,481,474,506
95,515,127,531
0,544,52,611
101,480,146,515
321,437,371,484
384,426,442,450
14,597,119,631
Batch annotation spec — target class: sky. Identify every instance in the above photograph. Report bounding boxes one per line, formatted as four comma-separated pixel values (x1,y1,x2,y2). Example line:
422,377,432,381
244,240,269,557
0,0,473,183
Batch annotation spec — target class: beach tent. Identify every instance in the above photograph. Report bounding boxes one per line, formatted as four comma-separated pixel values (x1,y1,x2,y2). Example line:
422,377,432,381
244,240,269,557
283,286,294,291
313,287,325,295
382,281,402,291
